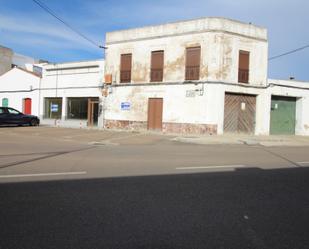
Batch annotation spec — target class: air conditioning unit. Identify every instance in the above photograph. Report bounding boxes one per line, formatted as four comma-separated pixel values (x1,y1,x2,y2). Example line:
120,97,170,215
105,74,112,84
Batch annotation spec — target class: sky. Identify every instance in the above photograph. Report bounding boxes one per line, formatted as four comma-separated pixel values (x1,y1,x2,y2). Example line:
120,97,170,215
0,0,308,81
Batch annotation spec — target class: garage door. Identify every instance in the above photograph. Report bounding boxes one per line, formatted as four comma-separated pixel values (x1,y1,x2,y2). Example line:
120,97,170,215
270,96,296,135
224,93,256,134
148,98,163,131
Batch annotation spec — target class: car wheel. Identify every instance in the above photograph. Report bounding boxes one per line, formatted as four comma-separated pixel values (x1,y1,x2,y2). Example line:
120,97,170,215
30,119,38,126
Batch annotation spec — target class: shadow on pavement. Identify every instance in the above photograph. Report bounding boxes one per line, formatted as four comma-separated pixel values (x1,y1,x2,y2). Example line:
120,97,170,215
0,167,309,249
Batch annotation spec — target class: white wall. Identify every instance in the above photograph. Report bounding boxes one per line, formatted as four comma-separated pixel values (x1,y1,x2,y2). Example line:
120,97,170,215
12,53,36,71
267,79,309,136
105,83,208,124
40,60,105,128
104,82,267,134
104,79,309,135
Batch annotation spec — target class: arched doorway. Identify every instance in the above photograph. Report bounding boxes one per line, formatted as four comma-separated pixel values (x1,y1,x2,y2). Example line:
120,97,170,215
23,98,32,114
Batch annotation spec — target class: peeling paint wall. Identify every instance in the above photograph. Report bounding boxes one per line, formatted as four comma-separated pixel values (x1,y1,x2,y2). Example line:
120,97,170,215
104,83,218,134
105,17,268,86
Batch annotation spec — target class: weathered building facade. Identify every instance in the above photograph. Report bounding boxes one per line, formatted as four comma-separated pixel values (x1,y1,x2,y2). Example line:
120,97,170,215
103,17,309,135
103,17,269,134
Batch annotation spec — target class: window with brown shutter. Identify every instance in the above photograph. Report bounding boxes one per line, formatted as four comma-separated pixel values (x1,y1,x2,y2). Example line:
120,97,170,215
238,50,250,83
185,46,201,80
120,54,132,83
150,51,164,82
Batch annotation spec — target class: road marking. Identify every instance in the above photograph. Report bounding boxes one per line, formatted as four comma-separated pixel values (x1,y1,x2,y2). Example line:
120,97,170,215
175,165,245,170
0,171,87,178
297,162,309,165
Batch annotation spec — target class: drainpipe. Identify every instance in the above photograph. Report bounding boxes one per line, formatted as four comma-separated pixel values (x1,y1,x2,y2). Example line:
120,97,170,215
54,63,59,126
38,76,42,119
55,64,58,97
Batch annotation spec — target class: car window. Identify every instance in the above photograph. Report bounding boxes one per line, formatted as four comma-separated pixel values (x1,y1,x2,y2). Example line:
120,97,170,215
0,108,4,114
7,108,20,114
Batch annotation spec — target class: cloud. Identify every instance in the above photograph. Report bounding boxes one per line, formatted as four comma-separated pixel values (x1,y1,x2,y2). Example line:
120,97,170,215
0,0,308,79
0,13,102,53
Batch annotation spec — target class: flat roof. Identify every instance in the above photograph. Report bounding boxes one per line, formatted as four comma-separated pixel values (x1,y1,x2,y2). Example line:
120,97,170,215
43,59,104,71
106,17,267,45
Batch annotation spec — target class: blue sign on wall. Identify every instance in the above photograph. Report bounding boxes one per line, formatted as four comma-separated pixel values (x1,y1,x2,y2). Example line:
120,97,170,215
121,102,131,110
51,104,59,112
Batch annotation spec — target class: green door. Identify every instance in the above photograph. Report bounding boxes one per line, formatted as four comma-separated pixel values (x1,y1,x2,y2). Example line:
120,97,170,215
2,98,8,107
270,96,296,135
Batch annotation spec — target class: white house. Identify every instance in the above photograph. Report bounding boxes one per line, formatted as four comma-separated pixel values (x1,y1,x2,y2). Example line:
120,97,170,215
102,17,309,136
0,67,41,115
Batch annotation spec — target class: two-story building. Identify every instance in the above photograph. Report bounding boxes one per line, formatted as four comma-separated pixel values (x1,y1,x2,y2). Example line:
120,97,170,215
103,17,309,135
103,17,268,134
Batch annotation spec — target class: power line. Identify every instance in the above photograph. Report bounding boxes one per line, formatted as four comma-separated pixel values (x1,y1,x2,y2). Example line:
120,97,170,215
269,44,309,61
32,0,106,49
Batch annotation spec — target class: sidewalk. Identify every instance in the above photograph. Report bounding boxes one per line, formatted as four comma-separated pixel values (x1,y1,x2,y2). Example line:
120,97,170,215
171,134,309,147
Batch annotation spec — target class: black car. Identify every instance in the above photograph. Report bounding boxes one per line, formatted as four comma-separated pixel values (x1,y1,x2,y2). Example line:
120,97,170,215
0,107,40,126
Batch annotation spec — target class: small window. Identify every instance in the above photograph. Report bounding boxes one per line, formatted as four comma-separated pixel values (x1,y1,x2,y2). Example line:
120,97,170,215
0,108,5,114
150,51,164,82
185,46,201,80
120,54,132,83
33,66,42,76
238,50,250,83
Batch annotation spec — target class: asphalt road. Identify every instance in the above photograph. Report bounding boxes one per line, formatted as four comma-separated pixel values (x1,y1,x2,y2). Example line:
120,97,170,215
1,127,309,248
1,167,309,249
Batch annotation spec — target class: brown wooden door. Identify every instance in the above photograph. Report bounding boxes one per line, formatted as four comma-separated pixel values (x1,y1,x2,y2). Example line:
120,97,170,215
148,98,163,130
87,98,99,127
224,93,256,134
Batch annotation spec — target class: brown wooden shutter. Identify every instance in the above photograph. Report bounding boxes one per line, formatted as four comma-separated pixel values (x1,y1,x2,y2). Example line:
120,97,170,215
185,46,200,80
151,51,164,82
120,54,132,83
238,50,249,83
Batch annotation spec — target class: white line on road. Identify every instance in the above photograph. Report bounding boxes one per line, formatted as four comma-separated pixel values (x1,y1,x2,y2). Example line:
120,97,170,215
0,171,87,178
175,165,245,170
297,162,309,165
